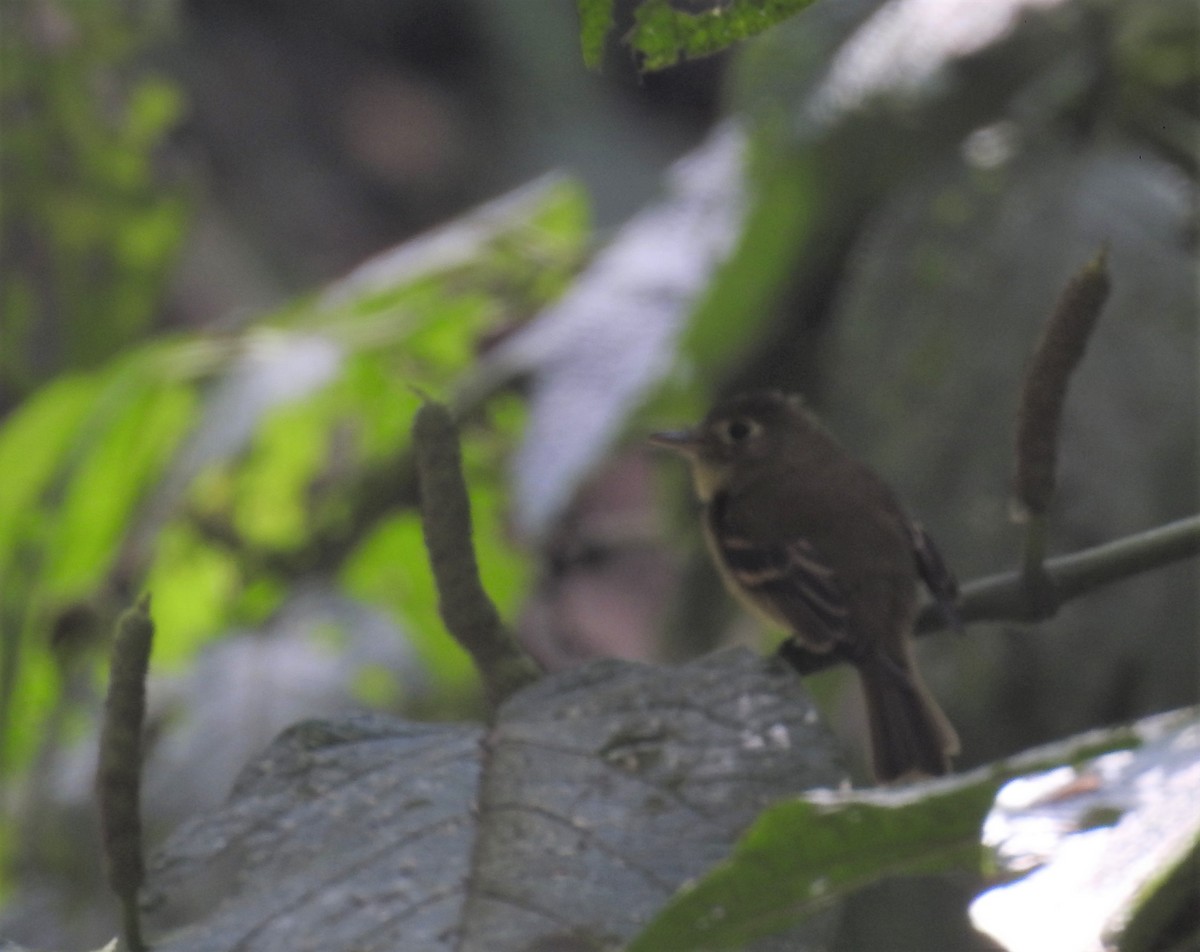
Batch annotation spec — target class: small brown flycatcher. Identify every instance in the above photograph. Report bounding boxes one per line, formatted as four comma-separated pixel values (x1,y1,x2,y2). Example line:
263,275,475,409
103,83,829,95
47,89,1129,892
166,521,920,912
651,390,960,784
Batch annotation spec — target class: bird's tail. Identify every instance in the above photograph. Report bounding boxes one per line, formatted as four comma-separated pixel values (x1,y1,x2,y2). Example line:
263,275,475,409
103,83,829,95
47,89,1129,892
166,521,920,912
857,651,959,784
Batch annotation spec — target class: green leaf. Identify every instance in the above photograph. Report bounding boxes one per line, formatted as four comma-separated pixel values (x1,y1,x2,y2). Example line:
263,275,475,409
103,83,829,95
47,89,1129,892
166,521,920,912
0,173,590,794
142,524,242,666
0,375,97,572
577,0,617,69
341,513,476,697
125,75,184,146
0,3,189,388
0,641,62,776
627,779,994,951
43,372,195,597
459,394,532,622
330,352,423,460
630,0,820,71
232,402,330,549
628,714,1164,952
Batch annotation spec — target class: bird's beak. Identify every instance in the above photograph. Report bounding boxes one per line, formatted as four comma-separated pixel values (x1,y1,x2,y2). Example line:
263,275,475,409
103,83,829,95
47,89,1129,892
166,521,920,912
648,428,701,456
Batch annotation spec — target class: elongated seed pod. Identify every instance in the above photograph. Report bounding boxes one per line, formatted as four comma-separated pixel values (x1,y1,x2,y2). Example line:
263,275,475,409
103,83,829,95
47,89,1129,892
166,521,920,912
413,401,540,707
1013,248,1111,518
96,594,154,952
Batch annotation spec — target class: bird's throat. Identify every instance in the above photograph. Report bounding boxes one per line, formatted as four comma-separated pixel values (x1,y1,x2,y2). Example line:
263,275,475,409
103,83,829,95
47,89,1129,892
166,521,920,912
690,460,731,503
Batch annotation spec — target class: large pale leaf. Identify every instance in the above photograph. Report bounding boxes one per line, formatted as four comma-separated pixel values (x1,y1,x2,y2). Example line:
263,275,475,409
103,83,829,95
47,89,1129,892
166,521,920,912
143,649,843,951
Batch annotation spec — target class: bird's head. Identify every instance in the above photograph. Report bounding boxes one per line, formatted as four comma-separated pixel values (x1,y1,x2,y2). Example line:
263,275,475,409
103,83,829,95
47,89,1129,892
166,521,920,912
649,391,809,500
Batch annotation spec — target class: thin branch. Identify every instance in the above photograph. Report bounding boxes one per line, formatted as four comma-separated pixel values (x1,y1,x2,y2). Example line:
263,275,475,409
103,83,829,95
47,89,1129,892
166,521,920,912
412,400,542,710
917,515,1200,633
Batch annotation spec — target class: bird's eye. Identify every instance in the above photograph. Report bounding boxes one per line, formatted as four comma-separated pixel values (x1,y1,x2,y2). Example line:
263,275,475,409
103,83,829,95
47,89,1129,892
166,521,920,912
723,418,757,443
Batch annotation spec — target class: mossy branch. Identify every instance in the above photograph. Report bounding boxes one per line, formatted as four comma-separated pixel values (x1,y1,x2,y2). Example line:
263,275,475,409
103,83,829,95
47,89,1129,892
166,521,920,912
96,595,154,952
412,400,542,710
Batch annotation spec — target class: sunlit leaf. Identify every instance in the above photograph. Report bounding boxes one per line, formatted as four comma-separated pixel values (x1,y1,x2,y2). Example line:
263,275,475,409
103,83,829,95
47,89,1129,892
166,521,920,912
341,513,477,696
628,780,993,951
143,525,242,666
0,375,97,570
971,714,1200,952
0,644,61,776
43,376,194,597
330,352,423,459
232,403,329,549
630,0,819,71
0,173,590,793
461,471,530,624
125,76,184,145
578,0,617,69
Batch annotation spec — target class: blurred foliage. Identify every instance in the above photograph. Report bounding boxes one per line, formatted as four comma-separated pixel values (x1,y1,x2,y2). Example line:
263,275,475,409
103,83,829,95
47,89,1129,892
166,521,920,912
2,0,1195,946
1111,0,1200,170
0,0,189,407
579,0,820,71
630,0,820,70
576,0,617,70
682,146,819,387
0,175,590,849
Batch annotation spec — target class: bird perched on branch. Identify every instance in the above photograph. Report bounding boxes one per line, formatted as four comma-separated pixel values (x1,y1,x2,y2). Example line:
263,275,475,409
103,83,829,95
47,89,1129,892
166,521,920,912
651,390,959,784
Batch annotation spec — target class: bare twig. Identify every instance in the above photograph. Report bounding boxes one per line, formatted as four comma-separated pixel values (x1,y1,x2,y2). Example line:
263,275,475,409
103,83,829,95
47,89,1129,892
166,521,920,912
917,515,1200,633
412,400,541,709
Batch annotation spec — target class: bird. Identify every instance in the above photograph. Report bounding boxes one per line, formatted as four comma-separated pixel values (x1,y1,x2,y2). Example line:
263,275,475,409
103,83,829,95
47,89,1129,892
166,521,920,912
650,390,960,784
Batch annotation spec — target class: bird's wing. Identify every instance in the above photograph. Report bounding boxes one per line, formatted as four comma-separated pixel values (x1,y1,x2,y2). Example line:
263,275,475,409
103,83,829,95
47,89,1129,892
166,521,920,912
715,529,850,653
906,520,963,634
